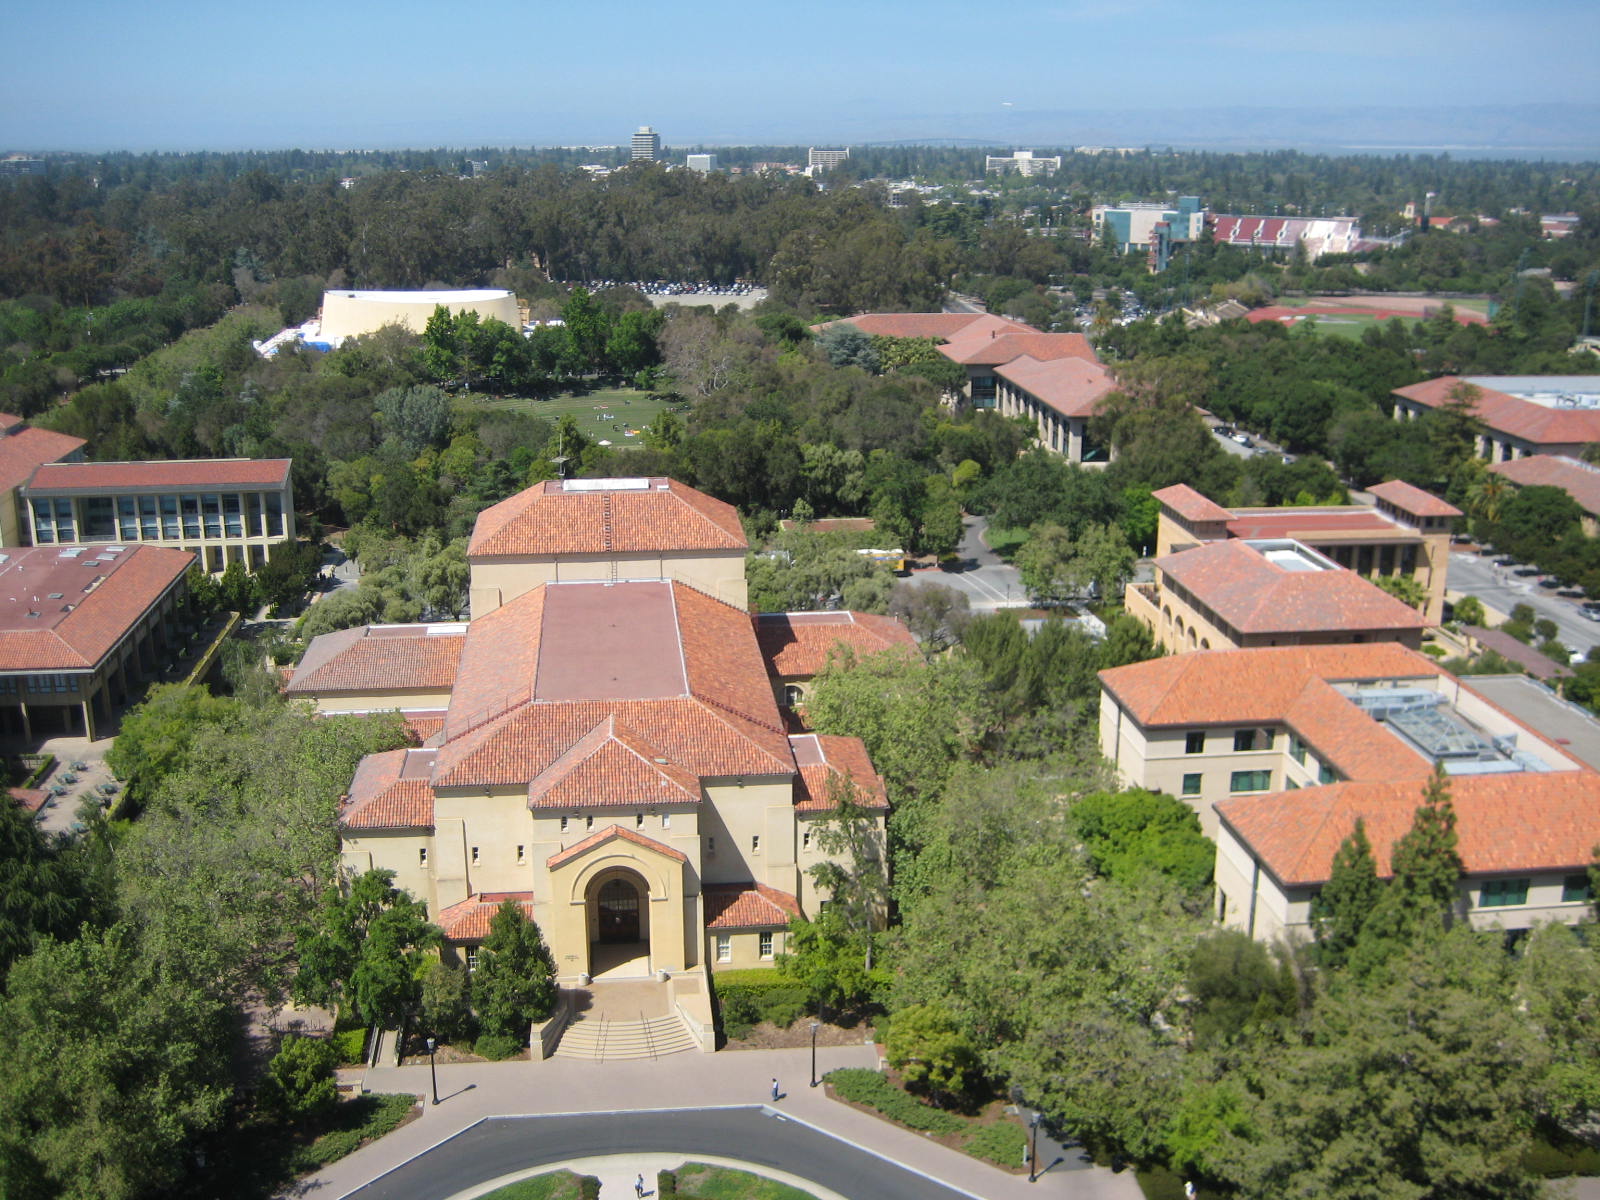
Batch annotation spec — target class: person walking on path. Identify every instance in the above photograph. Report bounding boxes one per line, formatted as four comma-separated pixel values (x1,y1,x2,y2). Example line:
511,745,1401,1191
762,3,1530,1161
771,1077,781,1102
635,1173,646,1197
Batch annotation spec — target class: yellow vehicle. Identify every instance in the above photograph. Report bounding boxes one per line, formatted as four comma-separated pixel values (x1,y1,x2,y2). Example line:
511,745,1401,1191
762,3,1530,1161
856,547,908,574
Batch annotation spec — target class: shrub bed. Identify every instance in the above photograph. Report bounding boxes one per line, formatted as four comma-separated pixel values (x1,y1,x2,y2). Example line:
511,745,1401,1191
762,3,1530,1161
712,969,811,1037
961,1121,1027,1167
824,1068,964,1135
290,1093,417,1172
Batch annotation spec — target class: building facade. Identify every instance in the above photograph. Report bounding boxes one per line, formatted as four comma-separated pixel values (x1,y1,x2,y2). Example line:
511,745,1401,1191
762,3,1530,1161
807,148,849,171
984,151,1061,177
0,416,87,548
631,127,662,162
1392,375,1600,462
21,458,294,573
292,478,900,996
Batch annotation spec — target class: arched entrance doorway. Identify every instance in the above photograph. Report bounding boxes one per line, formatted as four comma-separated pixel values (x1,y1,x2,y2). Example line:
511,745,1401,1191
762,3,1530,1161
585,868,651,979
597,877,641,943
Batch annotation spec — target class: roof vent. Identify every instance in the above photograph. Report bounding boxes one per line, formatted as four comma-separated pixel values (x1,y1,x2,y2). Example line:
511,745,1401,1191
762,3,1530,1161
47,592,63,599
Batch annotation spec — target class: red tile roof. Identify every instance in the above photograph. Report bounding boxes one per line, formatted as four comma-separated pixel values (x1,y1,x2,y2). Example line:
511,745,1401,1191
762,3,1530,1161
525,715,702,809
1154,540,1430,637
821,313,1033,341
790,733,890,812
0,427,86,494
1224,509,1404,540
1099,644,1442,728
286,624,466,696
24,458,291,493
10,787,46,814
1487,455,1600,518
467,478,746,559
939,330,1097,368
704,882,801,929
754,610,917,679
1463,626,1572,682
0,544,192,672
1218,773,1600,887
1393,377,1600,448
1154,484,1233,524
340,749,436,830
436,892,536,942
1368,479,1462,519
776,517,877,535
546,823,688,870
993,355,1117,419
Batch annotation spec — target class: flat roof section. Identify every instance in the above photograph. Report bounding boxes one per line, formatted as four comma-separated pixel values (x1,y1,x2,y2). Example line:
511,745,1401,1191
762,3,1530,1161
0,546,130,634
1227,510,1402,540
1458,674,1600,772
533,581,687,702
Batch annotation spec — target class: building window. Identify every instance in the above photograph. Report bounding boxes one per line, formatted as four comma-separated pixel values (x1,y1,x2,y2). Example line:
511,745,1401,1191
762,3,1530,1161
759,932,774,960
715,935,731,963
751,835,761,854
466,948,479,972
661,813,671,829
706,836,716,856
1229,770,1272,794
802,829,811,850
1289,735,1307,766
419,847,429,867
1318,765,1338,785
1479,878,1530,908
470,846,479,865
1184,731,1206,755
1181,773,1202,797
1561,875,1593,903
1233,728,1272,752
585,815,594,830
636,813,645,829
560,816,569,833
783,684,804,707
516,844,526,864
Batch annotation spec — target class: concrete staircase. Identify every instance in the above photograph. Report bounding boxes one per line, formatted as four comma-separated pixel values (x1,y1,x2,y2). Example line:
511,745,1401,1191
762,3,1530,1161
553,1011,699,1061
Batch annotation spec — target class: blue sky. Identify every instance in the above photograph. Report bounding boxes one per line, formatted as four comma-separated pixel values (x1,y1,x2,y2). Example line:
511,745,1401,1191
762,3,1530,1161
4,0,1598,150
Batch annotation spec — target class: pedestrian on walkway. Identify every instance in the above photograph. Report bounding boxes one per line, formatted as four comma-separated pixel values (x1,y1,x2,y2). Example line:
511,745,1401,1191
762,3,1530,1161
771,1077,780,1102
635,1173,646,1197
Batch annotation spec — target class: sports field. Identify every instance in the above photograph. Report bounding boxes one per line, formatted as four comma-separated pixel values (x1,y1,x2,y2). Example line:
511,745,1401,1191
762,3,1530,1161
462,387,687,446
1248,294,1491,339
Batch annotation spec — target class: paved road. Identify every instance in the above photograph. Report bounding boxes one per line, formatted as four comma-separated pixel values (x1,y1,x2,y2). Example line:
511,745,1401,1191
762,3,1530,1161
900,514,1026,611
346,1107,978,1200
1447,552,1598,661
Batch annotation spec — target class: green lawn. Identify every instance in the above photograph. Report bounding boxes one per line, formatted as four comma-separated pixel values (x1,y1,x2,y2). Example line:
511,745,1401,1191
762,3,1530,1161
477,1170,595,1199
463,387,686,447
669,1162,819,1199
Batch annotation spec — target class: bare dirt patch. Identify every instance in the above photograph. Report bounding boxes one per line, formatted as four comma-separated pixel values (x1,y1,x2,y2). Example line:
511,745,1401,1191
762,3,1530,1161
722,1016,876,1051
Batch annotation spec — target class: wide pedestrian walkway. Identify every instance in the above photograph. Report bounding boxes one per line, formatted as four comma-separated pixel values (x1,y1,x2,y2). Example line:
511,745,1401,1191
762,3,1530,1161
301,1044,1146,1200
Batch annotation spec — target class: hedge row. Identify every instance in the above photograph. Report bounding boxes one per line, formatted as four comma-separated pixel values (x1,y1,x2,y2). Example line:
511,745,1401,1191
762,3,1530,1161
824,1068,964,1135
712,969,809,1037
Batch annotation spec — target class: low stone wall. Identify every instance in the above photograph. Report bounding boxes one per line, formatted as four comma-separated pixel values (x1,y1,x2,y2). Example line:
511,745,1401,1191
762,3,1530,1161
531,989,576,1061
668,965,716,1053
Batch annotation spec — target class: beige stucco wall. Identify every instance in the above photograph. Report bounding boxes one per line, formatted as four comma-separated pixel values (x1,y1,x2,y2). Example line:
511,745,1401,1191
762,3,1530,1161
469,550,748,617
310,689,454,715
320,290,519,343
708,929,788,969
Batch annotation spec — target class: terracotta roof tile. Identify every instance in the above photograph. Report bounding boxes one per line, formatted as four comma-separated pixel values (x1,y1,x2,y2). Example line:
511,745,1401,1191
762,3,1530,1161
820,313,1033,341
1153,484,1234,524
10,787,47,814
790,733,890,812
1218,773,1600,887
1368,479,1462,519
525,715,702,808
436,892,536,942
1099,644,1441,728
286,624,465,695
704,882,802,929
993,355,1117,419
1154,540,1430,636
939,330,1097,367
754,610,917,678
0,426,86,494
0,544,192,672
1393,377,1600,448
546,823,688,870
340,748,436,830
1487,455,1600,519
467,478,746,558
24,458,291,493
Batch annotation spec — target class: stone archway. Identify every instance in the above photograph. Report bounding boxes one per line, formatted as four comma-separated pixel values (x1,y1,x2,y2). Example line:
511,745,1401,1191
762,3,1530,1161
585,867,652,979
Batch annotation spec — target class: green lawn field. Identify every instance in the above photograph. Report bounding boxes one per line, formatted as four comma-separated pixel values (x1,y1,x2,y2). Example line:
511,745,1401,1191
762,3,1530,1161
461,387,688,447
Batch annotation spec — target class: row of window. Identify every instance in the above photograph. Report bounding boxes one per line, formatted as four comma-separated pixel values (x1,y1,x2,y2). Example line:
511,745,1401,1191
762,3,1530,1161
560,813,672,834
30,491,286,545
1184,727,1275,755
0,674,83,696
1481,876,1594,907
715,932,775,962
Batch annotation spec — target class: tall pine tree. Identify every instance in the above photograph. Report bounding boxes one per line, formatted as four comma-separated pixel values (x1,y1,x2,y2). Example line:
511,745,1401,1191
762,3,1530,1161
1309,817,1381,968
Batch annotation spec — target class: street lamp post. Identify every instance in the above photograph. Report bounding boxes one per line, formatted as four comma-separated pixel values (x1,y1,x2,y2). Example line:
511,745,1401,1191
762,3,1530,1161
1028,1110,1041,1183
809,1021,820,1087
426,1036,439,1106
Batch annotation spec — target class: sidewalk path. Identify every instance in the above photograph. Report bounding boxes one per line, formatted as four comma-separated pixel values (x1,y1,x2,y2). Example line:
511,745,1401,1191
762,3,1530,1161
298,1045,1144,1200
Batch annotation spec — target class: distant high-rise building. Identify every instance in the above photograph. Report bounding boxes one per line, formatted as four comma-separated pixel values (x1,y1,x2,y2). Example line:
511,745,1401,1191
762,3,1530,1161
631,126,661,162
984,150,1061,177
0,155,46,177
685,153,717,173
807,147,849,171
